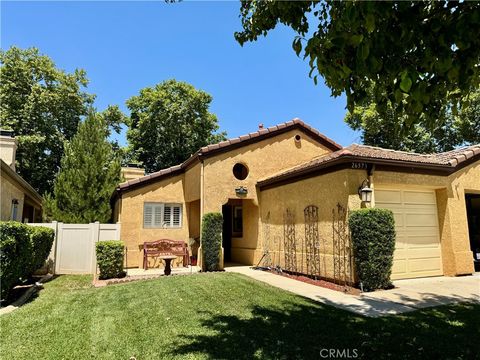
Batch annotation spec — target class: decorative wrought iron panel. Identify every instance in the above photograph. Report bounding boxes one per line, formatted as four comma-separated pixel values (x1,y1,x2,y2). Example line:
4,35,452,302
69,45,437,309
261,211,273,267
283,208,297,272
332,203,353,285
304,205,321,277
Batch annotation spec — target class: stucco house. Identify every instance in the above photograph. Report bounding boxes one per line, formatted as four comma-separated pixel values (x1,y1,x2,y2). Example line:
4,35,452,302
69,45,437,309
112,119,480,280
0,130,42,223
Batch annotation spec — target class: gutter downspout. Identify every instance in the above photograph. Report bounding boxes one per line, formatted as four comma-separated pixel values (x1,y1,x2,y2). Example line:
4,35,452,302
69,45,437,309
368,164,375,208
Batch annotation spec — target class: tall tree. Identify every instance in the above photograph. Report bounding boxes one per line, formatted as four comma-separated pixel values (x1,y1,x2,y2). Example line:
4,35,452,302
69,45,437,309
0,47,95,194
235,1,480,129
45,111,121,223
345,88,480,153
126,79,226,173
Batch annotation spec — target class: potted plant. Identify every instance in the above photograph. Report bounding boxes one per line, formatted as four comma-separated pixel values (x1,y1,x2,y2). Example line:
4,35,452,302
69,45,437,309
188,237,200,266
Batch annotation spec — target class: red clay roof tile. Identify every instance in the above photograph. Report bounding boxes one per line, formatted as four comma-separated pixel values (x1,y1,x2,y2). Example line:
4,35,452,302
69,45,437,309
258,143,480,187
115,118,342,193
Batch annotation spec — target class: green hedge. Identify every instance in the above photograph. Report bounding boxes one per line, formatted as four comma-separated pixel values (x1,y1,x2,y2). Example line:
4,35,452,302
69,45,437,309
96,241,125,280
30,227,55,272
0,222,54,300
201,212,223,271
349,208,396,291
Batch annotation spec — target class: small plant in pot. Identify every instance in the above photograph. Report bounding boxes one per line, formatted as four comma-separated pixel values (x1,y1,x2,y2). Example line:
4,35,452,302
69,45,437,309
188,237,200,266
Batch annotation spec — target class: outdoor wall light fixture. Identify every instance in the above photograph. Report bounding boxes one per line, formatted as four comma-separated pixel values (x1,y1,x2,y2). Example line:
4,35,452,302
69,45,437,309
358,179,373,203
235,186,248,196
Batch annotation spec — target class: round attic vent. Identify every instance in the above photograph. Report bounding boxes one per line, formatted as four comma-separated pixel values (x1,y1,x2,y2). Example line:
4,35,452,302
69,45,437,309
233,163,249,180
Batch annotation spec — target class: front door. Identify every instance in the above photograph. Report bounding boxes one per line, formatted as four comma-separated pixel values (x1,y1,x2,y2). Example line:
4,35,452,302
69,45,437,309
222,205,232,262
465,194,480,271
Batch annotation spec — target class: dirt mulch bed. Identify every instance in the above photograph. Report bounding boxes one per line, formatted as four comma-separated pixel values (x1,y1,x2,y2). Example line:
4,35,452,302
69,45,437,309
266,269,361,295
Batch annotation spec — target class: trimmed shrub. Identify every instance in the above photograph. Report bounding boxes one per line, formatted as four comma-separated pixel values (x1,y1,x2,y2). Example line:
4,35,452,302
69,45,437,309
0,222,54,300
30,226,55,273
201,212,223,271
96,240,125,279
348,208,396,291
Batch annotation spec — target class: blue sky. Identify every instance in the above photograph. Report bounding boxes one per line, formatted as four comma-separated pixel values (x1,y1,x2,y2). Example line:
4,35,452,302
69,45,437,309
1,1,359,147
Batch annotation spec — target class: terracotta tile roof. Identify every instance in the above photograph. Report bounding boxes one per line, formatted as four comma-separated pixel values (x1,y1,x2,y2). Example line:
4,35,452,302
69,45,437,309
115,118,341,193
191,118,341,158
258,143,480,188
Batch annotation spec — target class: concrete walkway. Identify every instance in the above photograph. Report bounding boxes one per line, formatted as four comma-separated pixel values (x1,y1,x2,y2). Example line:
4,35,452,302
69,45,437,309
226,266,480,317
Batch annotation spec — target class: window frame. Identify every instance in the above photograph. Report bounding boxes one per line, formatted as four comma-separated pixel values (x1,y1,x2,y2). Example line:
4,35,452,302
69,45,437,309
232,205,243,237
143,202,183,229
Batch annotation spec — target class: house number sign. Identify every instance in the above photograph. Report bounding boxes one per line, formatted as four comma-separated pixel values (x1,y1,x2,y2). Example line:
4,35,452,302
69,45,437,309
351,162,368,169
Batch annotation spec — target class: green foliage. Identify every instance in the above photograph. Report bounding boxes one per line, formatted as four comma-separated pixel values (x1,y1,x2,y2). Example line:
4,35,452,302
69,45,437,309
0,222,54,299
0,46,95,194
46,110,122,223
201,212,223,271
95,240,125,280
235,1,480,129
348,209,396,291
344,88,480,153
126,79,226,173
30,226,55,272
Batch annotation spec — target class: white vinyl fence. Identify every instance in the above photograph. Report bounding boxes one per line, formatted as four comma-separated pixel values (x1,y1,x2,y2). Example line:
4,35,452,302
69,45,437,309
30,222,121,274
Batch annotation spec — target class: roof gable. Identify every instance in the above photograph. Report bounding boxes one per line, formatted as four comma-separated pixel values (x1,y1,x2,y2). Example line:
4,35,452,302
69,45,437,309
116,118,341,193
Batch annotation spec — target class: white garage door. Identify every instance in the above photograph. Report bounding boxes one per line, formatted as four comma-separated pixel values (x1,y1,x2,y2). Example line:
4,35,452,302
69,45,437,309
375,188,443,280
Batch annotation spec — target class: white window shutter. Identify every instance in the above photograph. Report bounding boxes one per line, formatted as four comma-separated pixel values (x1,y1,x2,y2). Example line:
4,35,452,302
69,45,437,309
154,205,163,227
144,205,153,227
173,206,181,227
163,205,172,226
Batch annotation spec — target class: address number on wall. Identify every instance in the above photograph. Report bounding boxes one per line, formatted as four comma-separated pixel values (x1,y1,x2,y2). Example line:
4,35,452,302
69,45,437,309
351,162,368,169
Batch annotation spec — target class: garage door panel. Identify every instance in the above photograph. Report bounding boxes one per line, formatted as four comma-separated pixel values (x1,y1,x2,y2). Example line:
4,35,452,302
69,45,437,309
391,259,407,275
408,258,442,273
405,213,438,227
406,235,441,248
375,188,443,280
375,190,402,204
391,212,404,226
403,191,436,204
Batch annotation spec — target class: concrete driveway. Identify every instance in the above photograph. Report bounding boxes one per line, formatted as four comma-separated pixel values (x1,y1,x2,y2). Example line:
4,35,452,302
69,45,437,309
226,266,480,317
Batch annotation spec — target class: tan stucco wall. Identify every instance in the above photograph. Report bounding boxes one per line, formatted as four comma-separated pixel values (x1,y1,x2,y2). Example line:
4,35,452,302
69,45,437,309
116,128,334,268
188,200,201,240
1,172,25,221
117,174,190,268
257,160,479,280
439,162,479,275
184,163,201,202
202,129,333,264
259,169,362,281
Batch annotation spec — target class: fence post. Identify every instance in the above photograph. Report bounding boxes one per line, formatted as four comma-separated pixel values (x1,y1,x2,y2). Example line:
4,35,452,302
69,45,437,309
91,222,100,274
55,222,64,274
50,221,58,275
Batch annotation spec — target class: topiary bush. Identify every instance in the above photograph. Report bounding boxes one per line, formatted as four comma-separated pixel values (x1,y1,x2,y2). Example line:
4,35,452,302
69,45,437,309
96,240,125,279
0,222,54,300
29,226,55,274
348,208,396,291
201,212,223,271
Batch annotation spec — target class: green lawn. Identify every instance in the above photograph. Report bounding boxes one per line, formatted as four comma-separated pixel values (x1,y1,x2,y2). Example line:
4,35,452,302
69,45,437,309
1,273,478,360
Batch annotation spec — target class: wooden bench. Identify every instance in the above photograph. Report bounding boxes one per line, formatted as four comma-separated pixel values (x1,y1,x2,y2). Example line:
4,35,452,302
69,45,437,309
143,239,189,270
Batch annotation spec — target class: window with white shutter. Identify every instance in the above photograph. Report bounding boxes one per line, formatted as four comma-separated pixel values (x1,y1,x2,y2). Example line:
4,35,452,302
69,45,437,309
143,203,182,228
172,206,181,227
163,205,172,227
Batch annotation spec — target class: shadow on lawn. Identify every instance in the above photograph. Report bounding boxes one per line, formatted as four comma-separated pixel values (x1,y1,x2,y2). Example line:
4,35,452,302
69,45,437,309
170,299,480,359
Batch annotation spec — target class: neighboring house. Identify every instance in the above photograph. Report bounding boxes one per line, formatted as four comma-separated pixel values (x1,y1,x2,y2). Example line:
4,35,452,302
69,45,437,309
0,130,42,222
112,119,480,280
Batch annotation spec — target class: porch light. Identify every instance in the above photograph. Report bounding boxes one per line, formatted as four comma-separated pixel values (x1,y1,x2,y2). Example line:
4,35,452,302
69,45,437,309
358,179,373,203
235,186,248,196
